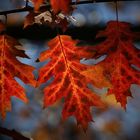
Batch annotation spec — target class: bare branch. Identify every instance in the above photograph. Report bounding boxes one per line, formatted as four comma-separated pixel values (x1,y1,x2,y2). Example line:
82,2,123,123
0,127,30,140
0,0,139,15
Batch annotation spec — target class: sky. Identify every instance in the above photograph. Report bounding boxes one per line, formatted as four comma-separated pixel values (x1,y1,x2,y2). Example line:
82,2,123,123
0,0,140,26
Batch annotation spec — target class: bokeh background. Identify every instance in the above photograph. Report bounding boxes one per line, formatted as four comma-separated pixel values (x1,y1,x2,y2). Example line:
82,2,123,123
0,0,140,140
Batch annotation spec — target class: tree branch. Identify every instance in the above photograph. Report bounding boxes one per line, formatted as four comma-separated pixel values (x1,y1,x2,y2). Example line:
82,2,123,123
0,127,30,140
0,0,139,15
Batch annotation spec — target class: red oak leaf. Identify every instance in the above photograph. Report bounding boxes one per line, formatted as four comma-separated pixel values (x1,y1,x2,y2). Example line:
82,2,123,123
0,25,36,118
50,0,72,14
0,21,6,32
32,0,44,11
37,35,110,129
93,21,140,108
24,11,37,28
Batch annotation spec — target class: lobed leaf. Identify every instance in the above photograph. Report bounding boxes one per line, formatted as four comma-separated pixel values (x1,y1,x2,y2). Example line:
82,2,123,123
0,24,36,118
37,35,110,129
93,21,140,108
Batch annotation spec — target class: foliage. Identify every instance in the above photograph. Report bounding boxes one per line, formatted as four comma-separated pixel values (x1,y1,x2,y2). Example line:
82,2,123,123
0,0,140,130
92,21,140,108
0,22,36,118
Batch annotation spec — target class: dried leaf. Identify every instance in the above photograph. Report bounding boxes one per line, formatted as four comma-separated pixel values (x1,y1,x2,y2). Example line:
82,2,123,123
24,11,37,28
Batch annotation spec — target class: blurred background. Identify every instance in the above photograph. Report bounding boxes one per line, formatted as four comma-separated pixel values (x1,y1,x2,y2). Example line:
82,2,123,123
0,0,140,140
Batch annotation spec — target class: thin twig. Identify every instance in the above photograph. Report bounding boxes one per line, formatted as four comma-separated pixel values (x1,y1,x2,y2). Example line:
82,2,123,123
0,127,30,140
0,0,139,15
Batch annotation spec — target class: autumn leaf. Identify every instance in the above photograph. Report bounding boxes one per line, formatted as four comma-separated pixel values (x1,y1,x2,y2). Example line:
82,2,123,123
37,35,110,129
0,24,36,118
24,11,37,28
32,0,44,11
0,21,6,32
50,0,72,14
24,10,68,31
93,21,140,108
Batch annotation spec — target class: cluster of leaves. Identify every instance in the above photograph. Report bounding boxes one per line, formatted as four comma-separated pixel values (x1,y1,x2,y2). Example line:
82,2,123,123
0,0,140,129
32,0,74,13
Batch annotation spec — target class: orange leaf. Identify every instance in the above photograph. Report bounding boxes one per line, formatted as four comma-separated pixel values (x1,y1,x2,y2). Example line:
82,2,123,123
24,11,37,28
0,25,36,118
50,0,72,14
32,0,44,11
93,21,140,108
81,66,111,89
37,35,109,129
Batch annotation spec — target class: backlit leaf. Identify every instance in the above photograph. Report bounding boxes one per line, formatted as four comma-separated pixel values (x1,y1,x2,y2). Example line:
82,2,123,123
50,0,72,14
0,23,36,118
32,0,44,11
37,35,110,129
93,21,140,108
